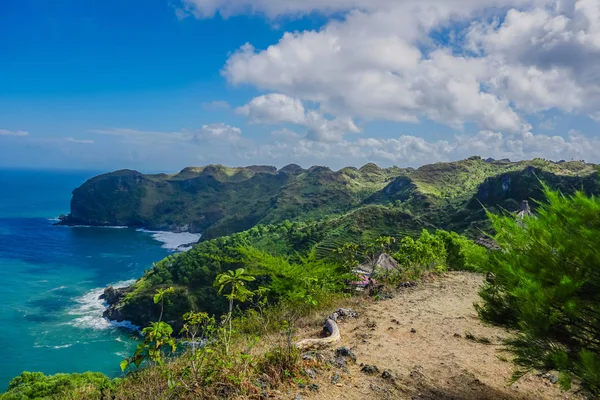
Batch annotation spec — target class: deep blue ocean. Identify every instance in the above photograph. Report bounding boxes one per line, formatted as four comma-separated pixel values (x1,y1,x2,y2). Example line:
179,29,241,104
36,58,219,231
0,169,200,391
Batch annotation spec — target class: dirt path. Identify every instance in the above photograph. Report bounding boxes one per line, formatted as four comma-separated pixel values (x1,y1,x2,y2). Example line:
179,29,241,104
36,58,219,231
290,272,583,400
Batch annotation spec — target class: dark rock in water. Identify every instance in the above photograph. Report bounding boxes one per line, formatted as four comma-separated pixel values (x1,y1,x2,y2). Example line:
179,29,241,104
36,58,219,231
100,286,133,306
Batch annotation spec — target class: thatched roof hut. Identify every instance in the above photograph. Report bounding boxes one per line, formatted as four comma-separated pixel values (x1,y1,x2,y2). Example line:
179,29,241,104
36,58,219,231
356,253,399,276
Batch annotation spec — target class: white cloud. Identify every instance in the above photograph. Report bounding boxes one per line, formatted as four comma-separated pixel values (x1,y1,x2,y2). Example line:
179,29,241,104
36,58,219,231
177,0,395,19
192,0,599,135
0,129,29,137
64,137,95,144
196,123,242,143
177,0,547,19
467,3,600,115
221,10,529,132
250,128,600,167
237,93,361,142
236,93,306,124
304,111,361,142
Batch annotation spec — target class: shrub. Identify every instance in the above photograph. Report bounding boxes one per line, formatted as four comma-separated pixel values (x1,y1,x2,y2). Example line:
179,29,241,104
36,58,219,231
476,186,600,394
2,371,114,400
435,230,487,272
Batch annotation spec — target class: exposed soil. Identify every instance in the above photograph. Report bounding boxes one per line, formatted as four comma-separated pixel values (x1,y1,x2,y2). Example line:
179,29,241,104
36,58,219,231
289,272,584,400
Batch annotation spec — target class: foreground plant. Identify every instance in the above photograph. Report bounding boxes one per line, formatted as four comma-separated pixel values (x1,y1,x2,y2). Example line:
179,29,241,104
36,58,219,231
214,268,256,355
121,287,177,371
477,186,600,394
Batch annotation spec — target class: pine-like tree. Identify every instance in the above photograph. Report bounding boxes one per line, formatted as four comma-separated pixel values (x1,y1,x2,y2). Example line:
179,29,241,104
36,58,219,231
476,185,600,394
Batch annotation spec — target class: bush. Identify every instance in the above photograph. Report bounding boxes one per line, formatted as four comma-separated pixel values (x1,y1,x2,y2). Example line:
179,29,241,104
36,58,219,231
435,230,487,272
476,187,600,394
1,371,114,400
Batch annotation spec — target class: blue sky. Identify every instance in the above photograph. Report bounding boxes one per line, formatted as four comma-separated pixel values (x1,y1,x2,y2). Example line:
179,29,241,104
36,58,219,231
1,0,599,172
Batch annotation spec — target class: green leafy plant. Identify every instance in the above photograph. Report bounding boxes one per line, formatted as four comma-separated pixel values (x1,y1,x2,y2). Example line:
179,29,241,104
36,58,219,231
2,372,114,400
214,268,256,354
121,287,177,371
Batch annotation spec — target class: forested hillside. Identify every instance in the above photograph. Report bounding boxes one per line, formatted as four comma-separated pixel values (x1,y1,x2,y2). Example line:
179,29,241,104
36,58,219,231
59,157,598,241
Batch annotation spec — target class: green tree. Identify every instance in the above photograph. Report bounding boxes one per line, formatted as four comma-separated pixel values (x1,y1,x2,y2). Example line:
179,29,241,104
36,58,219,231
333,242,359,273
214,268,256,354
476,187,600,394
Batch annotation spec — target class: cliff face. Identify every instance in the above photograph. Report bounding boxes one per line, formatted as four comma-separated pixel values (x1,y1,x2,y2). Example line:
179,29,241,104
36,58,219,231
58,163,408,237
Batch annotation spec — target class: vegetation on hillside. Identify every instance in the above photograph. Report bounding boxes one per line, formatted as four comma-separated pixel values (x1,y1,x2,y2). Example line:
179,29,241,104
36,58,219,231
2,226,484,399
60,158,599,240
5,158,600,399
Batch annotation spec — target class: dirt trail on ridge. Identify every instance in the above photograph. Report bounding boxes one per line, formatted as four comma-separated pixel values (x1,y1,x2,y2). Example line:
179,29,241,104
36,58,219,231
291,272,583,400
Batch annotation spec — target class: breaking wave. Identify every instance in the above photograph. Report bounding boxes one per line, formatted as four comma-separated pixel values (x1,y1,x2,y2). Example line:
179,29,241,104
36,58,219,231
68,280,139,331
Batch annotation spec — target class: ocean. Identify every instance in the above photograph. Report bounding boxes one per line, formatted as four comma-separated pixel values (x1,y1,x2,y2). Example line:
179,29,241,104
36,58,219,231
0,169,200,391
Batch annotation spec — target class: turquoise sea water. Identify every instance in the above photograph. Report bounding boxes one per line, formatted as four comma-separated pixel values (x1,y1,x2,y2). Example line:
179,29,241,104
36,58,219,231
0,170,199,391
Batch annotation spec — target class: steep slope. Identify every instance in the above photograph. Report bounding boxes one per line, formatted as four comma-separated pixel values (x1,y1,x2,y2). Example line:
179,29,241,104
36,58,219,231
368,158,599,236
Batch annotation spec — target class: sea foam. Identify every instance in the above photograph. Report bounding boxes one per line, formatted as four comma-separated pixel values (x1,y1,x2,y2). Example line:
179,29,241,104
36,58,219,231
69,280,139,331
136,229,201,251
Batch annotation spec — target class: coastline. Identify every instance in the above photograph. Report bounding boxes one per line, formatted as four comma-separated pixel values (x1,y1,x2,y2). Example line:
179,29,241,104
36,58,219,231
53,218,202,252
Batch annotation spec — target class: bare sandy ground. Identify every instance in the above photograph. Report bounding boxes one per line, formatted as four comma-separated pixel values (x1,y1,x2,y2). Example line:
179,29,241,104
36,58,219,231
289,272,585,400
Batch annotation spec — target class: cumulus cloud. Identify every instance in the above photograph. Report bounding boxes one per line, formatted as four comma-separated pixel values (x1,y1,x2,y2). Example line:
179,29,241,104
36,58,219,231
196,123,243,143
0,129,29,137
177,0,396,18
236,93,306,124
468,3,600,115
237,93,361,142
182,0,598,135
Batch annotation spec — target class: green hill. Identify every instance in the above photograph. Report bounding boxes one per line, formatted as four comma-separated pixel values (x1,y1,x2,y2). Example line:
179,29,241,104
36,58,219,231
84,157,600,331
59,157,598,241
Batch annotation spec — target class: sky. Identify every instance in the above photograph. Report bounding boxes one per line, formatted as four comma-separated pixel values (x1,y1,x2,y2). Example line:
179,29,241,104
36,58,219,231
1,0,600,173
